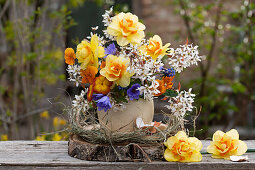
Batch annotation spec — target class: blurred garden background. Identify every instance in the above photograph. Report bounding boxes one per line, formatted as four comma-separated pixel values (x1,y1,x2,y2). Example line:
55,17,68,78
0,0,254,141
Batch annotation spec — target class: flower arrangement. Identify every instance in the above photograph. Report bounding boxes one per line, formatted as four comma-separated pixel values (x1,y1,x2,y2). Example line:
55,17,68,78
65,8,204,144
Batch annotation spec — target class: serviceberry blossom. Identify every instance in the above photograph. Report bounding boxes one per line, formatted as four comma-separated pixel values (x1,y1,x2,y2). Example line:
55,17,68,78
66,65,81,87
165,88,195,117
102,7,115,41
168,44,205,73
72,90,89,112
102,7,113,26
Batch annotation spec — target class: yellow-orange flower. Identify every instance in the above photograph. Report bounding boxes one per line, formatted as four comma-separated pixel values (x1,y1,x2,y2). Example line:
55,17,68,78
93,75,113,95
100,55,132,87
100,61,106,69
154,79,166,96
207,129,247,160
52,133,62,141
36,135,46,141
1,134,8,141
40,110,49,119
80,66,98,84
87,84,94,101
163,76,174,89
65,48,76,65
76,34,105,69
164,131,202,162
140,35,170,60
107,12,145,46
53,117,67,129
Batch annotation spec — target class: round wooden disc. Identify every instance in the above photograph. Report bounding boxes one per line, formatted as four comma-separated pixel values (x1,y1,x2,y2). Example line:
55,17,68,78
68,134,164,162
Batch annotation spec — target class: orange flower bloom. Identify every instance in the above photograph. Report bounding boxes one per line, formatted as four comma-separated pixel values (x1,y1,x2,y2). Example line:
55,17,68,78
140,35,170,60
163,76,174,89
87,84,94,101
100,61,106,69
207,129,247,160
100,55,132,87
93,75,113,95
149,121,161,133
154,79,166,96
107,12,145,46
164,131,202,162
80,66,98,84
64,48,76,65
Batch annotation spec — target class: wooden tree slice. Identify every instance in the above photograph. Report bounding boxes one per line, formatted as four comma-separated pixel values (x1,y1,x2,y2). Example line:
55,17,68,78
68,134,165,162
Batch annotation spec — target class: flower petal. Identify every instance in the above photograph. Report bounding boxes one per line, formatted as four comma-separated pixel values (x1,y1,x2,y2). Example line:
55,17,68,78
189,137,203,151
175,131,188,139
207,142,217,154
91,34,99,51
164,148,179,162
166,136,178,149
116,72,131,87
226,129,239,140
116,36,129,46
213,130,225,141
236,140,247,155
187,151,202,162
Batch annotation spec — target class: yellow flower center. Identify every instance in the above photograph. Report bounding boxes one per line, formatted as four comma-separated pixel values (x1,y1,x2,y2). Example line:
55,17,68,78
119,18,137,37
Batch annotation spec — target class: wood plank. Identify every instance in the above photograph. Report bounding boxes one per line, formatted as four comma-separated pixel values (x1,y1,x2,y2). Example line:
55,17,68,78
0,140,254,170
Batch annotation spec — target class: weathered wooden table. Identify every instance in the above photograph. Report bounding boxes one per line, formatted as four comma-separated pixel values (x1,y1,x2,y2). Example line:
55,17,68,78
0,140,254,170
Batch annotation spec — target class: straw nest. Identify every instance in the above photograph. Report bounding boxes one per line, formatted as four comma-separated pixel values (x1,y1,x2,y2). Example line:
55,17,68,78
68,107,183,145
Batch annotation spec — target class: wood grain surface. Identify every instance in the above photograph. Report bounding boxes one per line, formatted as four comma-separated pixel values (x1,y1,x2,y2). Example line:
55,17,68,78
0,140,255,169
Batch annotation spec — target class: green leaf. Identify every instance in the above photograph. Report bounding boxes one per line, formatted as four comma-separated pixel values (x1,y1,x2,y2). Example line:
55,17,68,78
231,82,246,94
25,52,37,61
6,110,12,117
0,86,6,95
163,89,178,97
111,85,128,104
58,74,66,81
